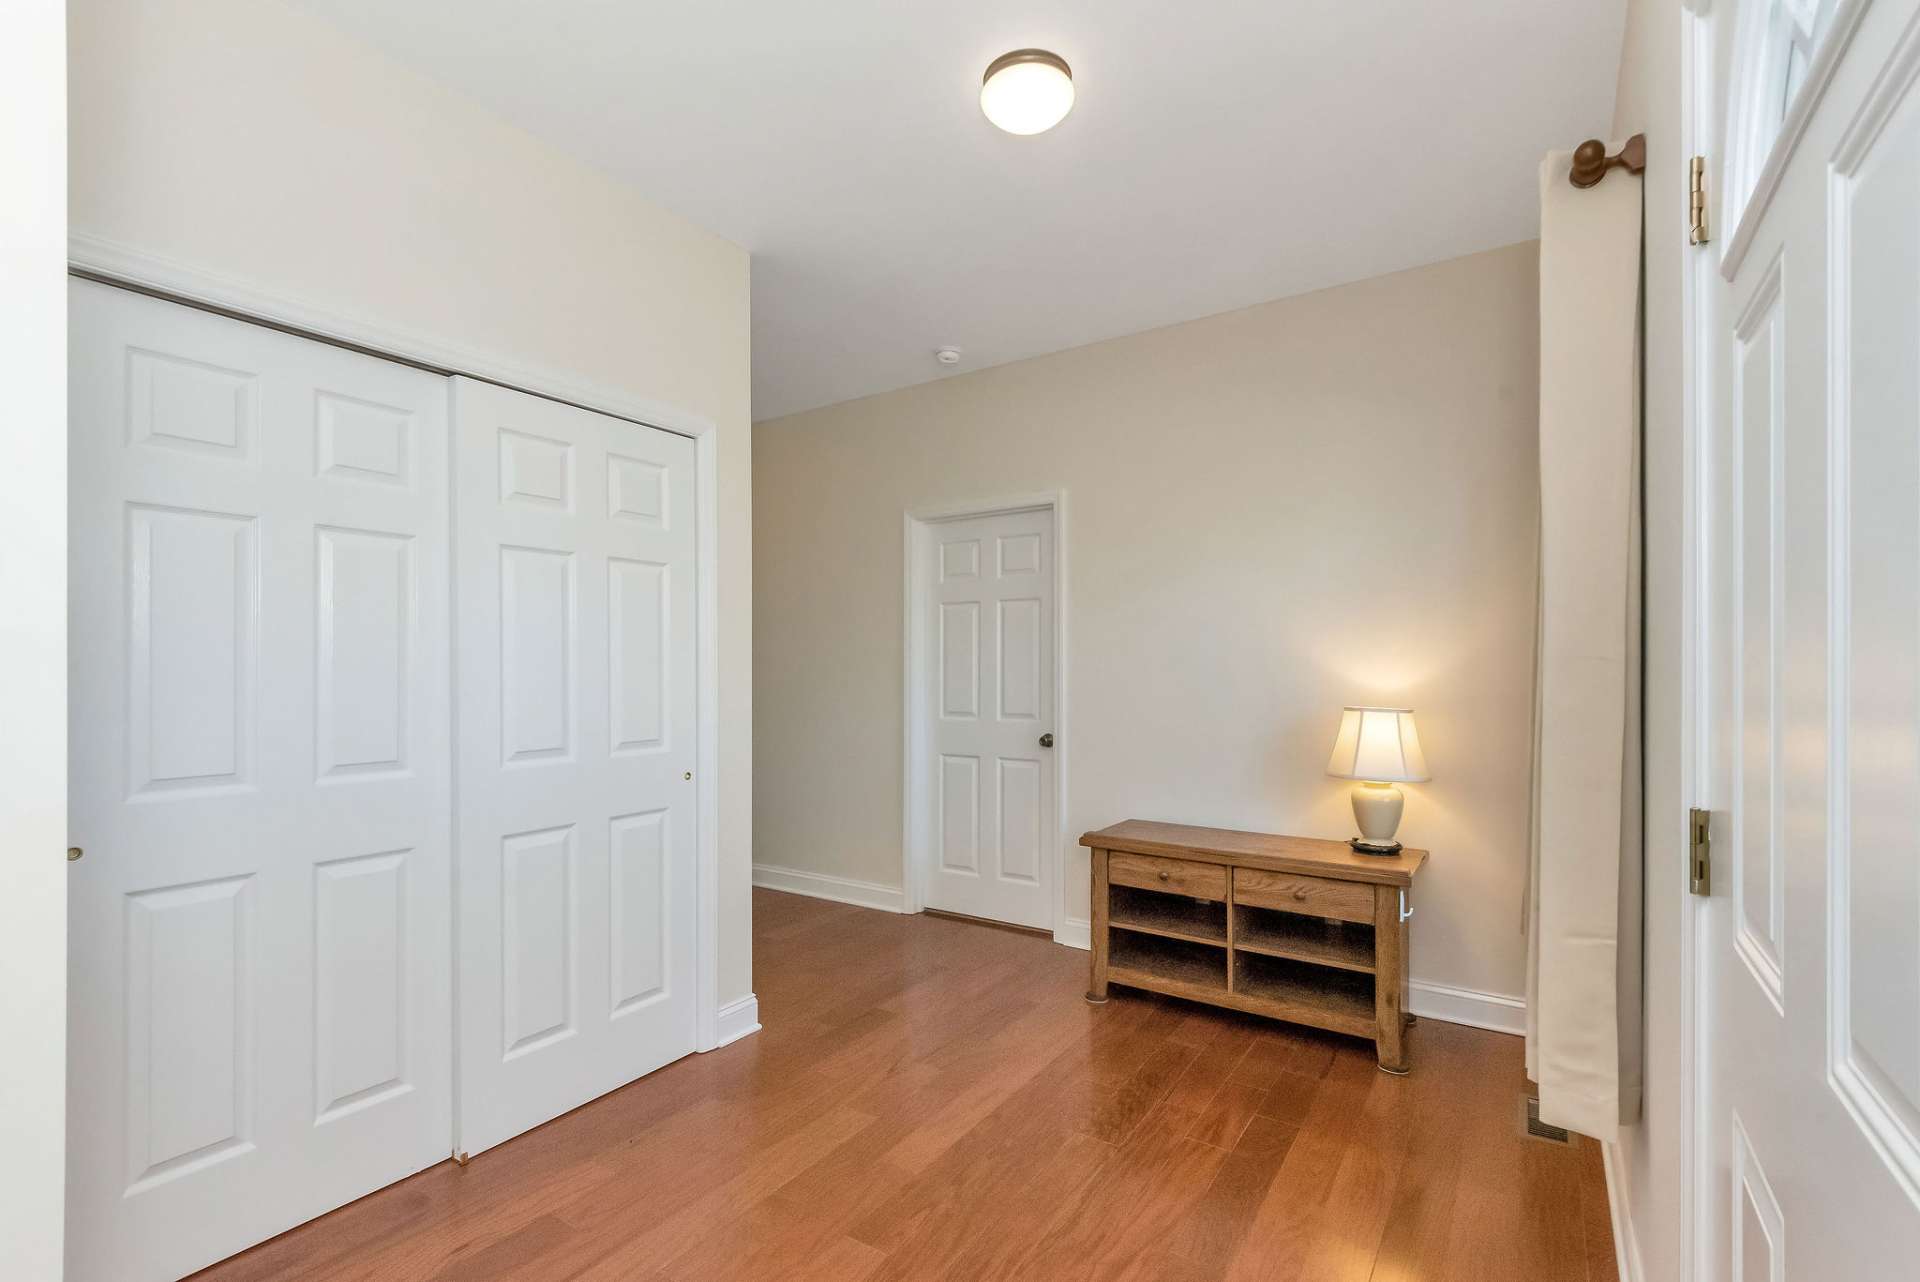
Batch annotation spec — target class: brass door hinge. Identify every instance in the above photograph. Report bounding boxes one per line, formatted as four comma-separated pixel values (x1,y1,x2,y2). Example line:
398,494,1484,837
1689,156,1710,245
1689,807,1712,895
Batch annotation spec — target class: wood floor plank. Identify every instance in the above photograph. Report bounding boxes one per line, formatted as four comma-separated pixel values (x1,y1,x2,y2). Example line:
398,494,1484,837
1166,1115,1301,1275
785,1232,890,1282
657,1097,949,1277
1517,1119,1594,1282
846,1060,1112,1258
877,1020,1073,1172
647,1193,886,1282
429,1212,573,1280
1186,1078,1270,1150
1161,1020,1260,1121
189,890,1612,1282
1255,1068,1325,1127
1221,1042,1396,1281
860,1124,1115,1281
567,1107,878,1280
1351,1023,1478,1282
1083,1037,1204,1145
1007,1097,1233,1281
1228,1025,1303,1092
1429,1029,1592,1282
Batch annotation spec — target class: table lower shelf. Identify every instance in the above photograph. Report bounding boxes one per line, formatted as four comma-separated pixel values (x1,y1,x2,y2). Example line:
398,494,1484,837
1106,931,1375,1040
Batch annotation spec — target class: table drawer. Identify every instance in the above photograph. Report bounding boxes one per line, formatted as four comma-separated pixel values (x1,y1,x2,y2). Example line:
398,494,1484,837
1233,868,1374,923
1108,851,1228,901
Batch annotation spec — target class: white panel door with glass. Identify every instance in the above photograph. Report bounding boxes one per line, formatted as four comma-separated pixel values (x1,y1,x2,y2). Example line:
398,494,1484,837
452,377,699,1158
924,508,1055,930
66,281,454,1282
1696,0,1920,1276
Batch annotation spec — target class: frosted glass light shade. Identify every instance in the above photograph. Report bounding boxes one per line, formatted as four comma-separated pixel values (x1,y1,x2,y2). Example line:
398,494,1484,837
981,50,1074,135
1325,707,1430,783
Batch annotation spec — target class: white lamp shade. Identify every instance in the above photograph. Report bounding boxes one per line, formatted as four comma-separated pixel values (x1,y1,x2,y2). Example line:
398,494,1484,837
1325,707,1430,783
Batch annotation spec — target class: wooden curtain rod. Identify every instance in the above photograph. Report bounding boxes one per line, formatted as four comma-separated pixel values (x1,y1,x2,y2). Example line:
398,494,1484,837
1569,133,1646,188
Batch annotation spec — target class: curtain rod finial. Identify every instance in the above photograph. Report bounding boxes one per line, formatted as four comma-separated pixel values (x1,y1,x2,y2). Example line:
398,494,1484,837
1570,133,1647,189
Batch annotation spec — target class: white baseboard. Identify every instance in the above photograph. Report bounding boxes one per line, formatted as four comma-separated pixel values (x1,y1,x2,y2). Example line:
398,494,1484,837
752,863,906,914
1054,917,1090,950
1602,1140,1645,1282
1407,980,1527,1036
708,994,761,1050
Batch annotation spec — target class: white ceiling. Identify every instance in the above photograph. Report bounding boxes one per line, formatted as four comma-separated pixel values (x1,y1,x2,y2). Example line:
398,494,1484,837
291,1,1627,420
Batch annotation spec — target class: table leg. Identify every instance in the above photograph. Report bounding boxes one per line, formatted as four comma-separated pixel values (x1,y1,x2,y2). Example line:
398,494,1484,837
1373,883,1409,1073
1087,848,1110,1003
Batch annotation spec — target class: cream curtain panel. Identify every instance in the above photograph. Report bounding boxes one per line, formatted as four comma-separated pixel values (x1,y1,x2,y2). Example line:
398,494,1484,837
1525,145,1645,1141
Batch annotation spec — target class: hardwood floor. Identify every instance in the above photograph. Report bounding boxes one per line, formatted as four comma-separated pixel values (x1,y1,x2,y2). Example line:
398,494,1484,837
193,889,1618,1281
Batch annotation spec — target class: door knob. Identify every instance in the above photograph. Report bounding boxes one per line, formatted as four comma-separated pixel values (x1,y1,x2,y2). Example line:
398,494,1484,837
1039,733,1054,748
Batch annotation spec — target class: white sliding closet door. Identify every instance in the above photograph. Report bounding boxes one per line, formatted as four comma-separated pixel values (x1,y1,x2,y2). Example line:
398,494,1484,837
452,378,698,1157
66,281,453,1282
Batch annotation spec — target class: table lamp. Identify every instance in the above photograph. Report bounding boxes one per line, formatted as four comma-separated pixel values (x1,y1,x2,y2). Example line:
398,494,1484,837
1325,706,1429,854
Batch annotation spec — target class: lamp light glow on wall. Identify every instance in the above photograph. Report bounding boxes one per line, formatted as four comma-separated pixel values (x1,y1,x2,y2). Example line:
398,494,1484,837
1325,707,1429,854
980,49,1074,135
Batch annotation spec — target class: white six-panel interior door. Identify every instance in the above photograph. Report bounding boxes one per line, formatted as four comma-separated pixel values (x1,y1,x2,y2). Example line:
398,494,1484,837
66,282,701,1280
923,507,1056,931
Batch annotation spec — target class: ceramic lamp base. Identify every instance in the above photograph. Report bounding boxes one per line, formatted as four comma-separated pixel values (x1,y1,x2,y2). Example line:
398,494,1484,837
1349,781,1404,855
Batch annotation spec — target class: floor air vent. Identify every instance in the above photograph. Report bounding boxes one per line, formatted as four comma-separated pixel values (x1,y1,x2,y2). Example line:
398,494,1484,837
1523,1095,1573,1145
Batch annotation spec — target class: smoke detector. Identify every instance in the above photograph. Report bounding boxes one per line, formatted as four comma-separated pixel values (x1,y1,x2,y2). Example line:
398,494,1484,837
934,347,963,366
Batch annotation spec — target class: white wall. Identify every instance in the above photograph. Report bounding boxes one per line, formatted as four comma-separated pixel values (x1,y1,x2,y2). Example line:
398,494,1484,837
755,243,1542,1009
1610,1,1684,1278
68,0,756,1008
0,2,67,1276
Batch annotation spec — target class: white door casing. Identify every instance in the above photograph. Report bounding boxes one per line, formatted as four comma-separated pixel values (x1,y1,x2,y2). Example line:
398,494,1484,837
452,377,699,1158
914,506,1057,931
66,280,454,1282
1694,2,1920,1278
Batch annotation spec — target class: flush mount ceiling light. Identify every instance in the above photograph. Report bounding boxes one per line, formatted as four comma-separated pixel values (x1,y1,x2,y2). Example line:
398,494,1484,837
980,49,1074,135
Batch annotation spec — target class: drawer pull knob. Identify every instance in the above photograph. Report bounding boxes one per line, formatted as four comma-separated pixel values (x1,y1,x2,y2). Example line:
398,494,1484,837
1292,888,1309,901
1158,870,1170,881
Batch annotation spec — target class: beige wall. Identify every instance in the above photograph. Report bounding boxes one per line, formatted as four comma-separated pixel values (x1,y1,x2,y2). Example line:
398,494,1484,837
756,243,1542,1004
67,0,756,1006
2,3,67,1274
1611,1,1685,1278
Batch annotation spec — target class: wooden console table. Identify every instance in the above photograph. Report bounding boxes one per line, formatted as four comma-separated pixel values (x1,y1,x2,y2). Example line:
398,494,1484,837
1082,819,1427,1073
